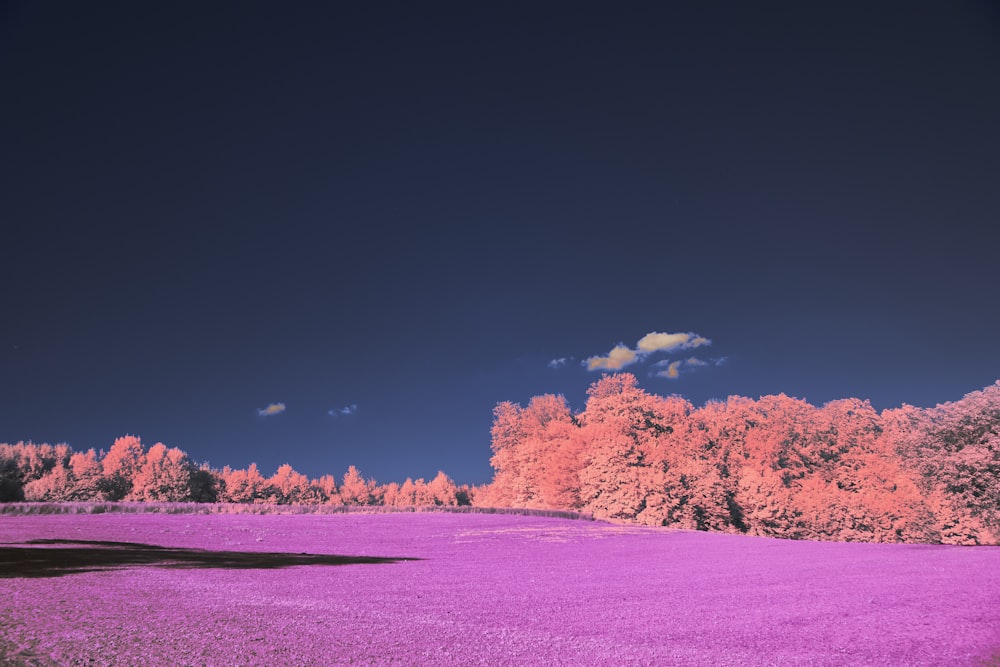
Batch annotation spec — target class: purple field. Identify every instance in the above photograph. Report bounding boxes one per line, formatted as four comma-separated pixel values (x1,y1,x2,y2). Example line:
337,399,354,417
2,512,999,666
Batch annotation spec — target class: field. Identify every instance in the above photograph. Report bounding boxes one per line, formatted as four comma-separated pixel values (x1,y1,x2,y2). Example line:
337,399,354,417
1,511,999,666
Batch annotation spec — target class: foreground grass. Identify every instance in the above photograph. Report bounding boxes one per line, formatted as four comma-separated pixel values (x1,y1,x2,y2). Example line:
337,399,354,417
1,512,998,666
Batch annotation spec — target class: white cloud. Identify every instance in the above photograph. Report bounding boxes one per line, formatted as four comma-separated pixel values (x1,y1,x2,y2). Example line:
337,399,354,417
637,331,711,352
637,332,692,353
328,404,358,418
585,344,638,371
257,402,286,417
655,361,684,379
653,356,716,379
584,331,712,373
548,358,569,369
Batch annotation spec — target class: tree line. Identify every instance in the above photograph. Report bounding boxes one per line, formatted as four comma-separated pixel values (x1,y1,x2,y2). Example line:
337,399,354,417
479,374,999,545
2,374,997,544
0,438,469,508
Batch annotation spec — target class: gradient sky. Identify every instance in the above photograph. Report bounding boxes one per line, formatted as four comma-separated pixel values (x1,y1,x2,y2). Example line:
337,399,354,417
3,1,999,484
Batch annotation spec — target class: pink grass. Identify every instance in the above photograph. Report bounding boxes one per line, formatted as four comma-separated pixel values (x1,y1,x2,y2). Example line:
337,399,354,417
1,513,999,666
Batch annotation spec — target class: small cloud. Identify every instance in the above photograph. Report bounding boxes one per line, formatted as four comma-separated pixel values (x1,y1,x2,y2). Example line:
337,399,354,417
585,344,638,371
656,361,683,379
585,331,711,372
328,404,359,418
257,402,286,417
548,357,569,369
637,332,692,353
654,356,714,379
637,331,711,352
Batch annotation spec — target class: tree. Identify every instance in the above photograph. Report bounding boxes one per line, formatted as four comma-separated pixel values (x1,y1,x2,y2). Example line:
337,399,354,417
521,395,584,510
67,449,103,501
99,436,145,501
487,401,531,507
129,443,194,502
188,464,220,503
577,374,664,521
23,462,73,501
0,442,72,501
427,471,459,506
485,394,584,510
312,474,339,504
339,465,376,505
380,481,402,507
220,463,269,503
268,464,313,504
899,382,1000,544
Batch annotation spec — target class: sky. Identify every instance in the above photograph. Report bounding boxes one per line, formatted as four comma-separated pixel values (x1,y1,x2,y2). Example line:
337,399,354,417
2,1,999,485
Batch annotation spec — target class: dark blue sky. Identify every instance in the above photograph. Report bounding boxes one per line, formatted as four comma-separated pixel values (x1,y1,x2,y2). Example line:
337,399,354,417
2,1,999,484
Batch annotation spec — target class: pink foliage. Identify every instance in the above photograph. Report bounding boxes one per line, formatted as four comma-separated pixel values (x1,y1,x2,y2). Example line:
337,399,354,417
3,376,998,545
477,374,1000,544
130,443,194,502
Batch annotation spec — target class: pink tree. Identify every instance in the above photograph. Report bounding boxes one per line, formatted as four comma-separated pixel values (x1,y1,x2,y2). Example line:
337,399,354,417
23,462,73,501
380,481,402,507
311,474,339,504
577,374,670,521
493,394,583,510
129,443,194,502
427,471,459,506
899,381,1000,544
68,449,103,500
220,463,269,503
339,465,376,505
487,401,531,507
268,463,314,504
99,436,146,501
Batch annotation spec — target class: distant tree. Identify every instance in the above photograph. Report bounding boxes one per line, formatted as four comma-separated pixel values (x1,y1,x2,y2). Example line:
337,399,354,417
519,395,583,510
220,463,269,503
577,375,661,521
23,462,73,501
312,474,340,504
99,436,146,501
486,394,586,510
0,442,71,501
736,467,804,538
67,449,103,501
455,484,473,506
129,443,194,502
396,478,418,506
487,401,531,507
188,464,220,503
804,399,932,542
673,397,751,532
0,444,30,501
427,471,459,506
897,382,1000,544
469,482,503,508
380,481,402,507
268,464,313,504
412,478,438,506
339,465,376,505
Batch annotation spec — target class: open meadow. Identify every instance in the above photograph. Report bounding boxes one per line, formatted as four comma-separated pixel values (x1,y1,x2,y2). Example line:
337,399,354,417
2,511,999,666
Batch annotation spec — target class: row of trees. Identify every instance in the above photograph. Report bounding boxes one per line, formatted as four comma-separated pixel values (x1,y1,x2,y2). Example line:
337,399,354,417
3,374,997,544
479,374,1000,545
0,437,469,508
